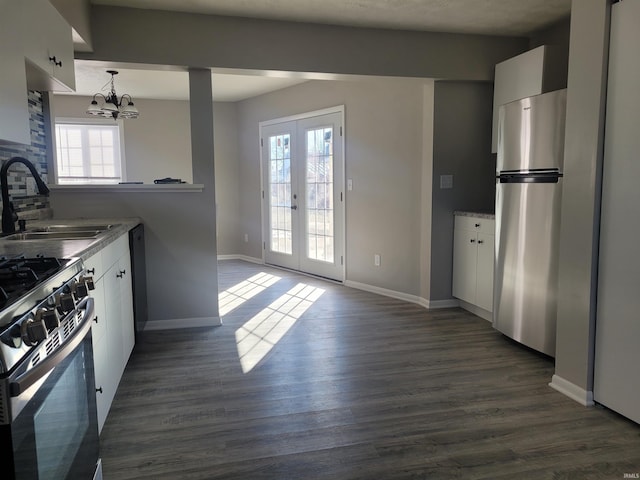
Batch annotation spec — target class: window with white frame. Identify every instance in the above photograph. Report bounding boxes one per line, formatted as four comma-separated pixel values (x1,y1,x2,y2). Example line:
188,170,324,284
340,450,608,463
54,119,125,184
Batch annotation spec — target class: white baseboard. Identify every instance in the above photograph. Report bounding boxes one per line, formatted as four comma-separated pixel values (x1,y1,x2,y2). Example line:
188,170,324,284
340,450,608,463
216,258,459,311
218,254,264,264
145,316,222,331
344,280,458,310
549,374,595,406
457,299,492,322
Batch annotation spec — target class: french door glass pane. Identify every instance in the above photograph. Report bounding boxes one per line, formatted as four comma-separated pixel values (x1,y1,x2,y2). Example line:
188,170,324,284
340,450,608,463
269,134,292,254
306,127,334,263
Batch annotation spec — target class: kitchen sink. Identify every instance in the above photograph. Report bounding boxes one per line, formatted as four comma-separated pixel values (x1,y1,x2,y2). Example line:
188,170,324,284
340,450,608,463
4,231,100,241
33,224,116,233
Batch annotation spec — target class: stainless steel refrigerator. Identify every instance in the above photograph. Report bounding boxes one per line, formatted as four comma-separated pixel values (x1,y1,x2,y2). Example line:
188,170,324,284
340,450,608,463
494,88,567,357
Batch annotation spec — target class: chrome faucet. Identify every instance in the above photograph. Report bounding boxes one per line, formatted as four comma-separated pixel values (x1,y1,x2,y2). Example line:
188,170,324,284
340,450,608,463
1,157,50,235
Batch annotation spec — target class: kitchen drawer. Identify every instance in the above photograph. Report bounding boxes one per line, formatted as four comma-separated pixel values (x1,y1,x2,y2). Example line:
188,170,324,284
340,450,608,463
84,251,104,281
455,215,495,234
102,234,129,270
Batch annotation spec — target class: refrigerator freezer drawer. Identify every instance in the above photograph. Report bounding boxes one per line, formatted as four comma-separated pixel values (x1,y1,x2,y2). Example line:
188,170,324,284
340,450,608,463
494,178,563,357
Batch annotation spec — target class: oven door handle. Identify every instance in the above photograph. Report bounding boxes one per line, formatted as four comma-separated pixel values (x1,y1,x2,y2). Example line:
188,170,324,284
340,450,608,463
10,297,95,397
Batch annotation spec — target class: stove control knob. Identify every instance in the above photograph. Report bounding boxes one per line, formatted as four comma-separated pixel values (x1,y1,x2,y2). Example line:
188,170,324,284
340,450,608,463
75,282,89,299
36,308,60,330
79,275,95,291
56,293,76,314
21,318,48,346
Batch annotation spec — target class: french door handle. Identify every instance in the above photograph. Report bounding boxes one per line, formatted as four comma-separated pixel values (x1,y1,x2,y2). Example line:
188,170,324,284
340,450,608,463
290,205,298,210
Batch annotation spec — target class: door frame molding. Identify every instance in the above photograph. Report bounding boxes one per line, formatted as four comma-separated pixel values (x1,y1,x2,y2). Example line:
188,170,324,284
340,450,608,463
258,105,346,282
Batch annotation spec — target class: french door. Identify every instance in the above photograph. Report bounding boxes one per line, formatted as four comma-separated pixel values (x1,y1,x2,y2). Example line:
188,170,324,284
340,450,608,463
261,109,344,281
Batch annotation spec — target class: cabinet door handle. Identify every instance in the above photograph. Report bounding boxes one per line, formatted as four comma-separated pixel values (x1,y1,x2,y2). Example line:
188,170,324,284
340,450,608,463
96,387,103,394
93,316,98,323
475,223,481,228
48,55,62,67
478,240,484,244
116,272,123,278
87,268,95,275
120,269,126,276
470,239,476,243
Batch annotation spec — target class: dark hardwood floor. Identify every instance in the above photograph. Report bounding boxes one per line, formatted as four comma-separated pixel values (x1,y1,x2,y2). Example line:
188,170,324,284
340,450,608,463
100,260,640,479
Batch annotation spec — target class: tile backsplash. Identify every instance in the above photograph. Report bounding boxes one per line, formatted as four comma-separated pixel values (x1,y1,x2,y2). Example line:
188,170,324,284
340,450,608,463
0,90,52,221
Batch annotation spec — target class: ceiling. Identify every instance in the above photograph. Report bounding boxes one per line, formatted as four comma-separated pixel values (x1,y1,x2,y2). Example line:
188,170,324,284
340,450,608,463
65,62,311,102
72,0,572,102
92,0,571,36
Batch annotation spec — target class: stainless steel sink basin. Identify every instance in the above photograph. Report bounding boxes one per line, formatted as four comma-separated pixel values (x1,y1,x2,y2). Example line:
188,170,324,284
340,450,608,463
33,224,116,233
4,231,100,241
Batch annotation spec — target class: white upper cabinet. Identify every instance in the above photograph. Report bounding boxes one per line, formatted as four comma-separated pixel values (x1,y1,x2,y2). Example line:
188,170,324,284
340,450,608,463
0,0,75,144
19,0,76,91
0,2,30,145
492,45,566,153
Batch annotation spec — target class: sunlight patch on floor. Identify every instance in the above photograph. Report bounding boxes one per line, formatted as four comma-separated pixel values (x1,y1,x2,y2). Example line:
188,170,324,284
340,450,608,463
235,283,325,373
219,272,281,317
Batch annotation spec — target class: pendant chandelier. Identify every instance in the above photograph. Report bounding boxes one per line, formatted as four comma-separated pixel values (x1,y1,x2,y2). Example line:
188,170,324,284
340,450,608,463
86,70,139,120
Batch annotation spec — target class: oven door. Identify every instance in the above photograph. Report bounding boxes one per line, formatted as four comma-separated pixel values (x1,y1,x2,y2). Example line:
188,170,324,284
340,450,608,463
1,298,100,480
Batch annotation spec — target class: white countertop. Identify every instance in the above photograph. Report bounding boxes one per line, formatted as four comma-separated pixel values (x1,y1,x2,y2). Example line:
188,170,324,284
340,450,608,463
0,217,141,261
454,210,495,219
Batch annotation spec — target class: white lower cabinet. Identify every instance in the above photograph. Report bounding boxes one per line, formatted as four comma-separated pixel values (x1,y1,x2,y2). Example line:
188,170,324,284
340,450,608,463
88,233,135,433
452,215,495,316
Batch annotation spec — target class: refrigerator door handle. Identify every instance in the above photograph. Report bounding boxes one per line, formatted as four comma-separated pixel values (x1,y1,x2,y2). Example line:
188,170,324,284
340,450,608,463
499,173,562,184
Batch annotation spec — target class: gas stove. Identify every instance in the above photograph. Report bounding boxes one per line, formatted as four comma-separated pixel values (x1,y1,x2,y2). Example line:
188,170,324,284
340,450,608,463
0,254,92,375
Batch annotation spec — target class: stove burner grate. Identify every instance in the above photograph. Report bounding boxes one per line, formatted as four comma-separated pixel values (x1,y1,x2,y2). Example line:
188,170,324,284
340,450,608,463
0,256,67,310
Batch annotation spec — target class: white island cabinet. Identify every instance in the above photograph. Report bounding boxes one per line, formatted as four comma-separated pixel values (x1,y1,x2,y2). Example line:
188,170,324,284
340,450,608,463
86,233,135,433
452,213,495,321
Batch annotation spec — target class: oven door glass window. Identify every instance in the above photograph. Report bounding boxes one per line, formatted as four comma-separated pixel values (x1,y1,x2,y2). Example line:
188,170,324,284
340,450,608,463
11,333,99,480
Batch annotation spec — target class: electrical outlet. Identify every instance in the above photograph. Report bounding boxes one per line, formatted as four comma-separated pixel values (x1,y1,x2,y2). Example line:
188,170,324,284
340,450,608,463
374,254,381,267
440,174,453,189
244,233,249,243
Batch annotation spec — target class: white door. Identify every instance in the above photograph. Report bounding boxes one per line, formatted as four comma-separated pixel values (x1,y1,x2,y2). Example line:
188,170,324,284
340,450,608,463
594,0,640,424
262,110,344,281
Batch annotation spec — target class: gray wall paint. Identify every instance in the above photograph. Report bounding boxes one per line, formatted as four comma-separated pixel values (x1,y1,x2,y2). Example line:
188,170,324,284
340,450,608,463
52,95,241,256
50,0,93,50
429,81,495,301
419,83,435,301
555,0,610,394
51,95,193,184
77,6,527,82
236,77,428,295
212,102,241,255
50,70,220,324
